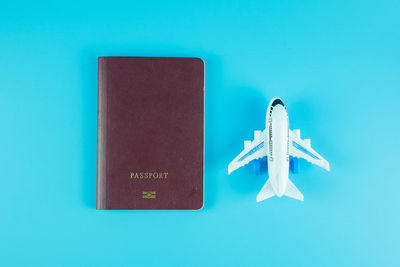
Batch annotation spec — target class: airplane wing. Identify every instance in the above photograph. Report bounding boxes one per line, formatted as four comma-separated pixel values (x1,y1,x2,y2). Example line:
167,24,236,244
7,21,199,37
289,129,330,171
228,130,268,174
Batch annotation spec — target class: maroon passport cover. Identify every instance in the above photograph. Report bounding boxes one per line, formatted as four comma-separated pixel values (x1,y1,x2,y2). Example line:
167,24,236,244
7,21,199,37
97,57,204,210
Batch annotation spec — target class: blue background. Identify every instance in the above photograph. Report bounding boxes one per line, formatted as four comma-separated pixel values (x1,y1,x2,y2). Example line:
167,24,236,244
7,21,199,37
1,0,399,266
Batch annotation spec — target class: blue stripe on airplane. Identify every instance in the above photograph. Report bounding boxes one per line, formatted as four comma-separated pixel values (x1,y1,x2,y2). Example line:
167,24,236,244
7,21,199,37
238,142,264,162
292,141,320,160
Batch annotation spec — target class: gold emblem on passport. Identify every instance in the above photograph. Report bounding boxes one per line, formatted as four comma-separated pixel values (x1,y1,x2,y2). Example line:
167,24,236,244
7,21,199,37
142,191,156,199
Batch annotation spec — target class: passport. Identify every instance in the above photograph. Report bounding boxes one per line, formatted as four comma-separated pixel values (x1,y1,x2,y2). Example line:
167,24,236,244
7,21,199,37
96,57,204,210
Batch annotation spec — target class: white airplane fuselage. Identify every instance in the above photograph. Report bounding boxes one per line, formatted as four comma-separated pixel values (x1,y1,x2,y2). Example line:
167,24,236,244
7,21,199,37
266,99,290,197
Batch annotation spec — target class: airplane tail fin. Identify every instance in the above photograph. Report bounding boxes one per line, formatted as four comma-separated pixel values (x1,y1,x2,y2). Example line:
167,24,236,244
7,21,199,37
284,178,304,201
256,179,275,202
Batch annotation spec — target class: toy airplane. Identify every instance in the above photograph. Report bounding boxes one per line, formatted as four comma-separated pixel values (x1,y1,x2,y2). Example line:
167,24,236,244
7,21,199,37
228,97,330,202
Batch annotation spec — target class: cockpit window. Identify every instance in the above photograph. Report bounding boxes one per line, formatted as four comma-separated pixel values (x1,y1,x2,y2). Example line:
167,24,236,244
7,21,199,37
271,98,284,107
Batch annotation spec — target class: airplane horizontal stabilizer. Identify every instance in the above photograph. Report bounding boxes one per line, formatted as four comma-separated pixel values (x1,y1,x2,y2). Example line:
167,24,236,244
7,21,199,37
256,179,275,202
284,179,304,201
